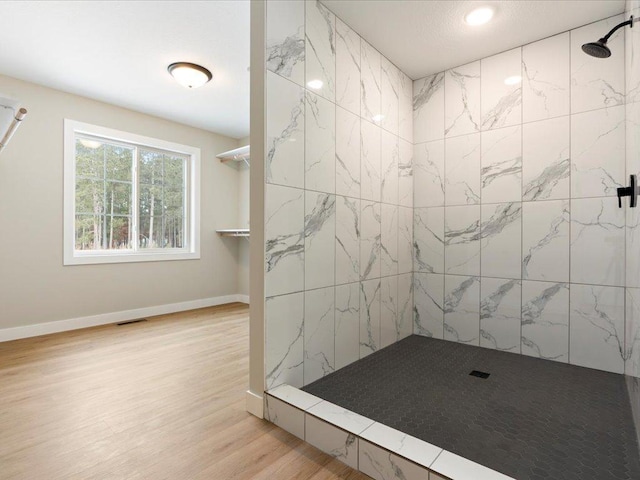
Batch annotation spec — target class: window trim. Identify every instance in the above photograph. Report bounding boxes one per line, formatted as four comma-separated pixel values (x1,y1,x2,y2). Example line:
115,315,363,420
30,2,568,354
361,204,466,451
63,119,201,265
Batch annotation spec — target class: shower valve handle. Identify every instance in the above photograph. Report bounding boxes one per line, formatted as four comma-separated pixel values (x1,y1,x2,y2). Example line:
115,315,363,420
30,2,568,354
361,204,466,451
617,174,638,208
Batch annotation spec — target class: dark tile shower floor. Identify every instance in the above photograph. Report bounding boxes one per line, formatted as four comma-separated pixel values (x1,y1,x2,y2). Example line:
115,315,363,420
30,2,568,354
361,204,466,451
303,335,640,480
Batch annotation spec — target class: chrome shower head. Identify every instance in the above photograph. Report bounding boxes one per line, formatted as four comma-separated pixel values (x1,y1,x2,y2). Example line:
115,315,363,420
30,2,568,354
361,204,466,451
581,38,611,58
581,15,634,58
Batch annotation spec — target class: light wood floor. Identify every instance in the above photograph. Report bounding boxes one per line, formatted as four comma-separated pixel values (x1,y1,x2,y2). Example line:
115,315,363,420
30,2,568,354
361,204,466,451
0,303,369,480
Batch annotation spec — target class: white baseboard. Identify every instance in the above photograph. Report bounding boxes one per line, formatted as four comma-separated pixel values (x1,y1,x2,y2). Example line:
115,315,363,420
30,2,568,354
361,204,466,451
237,294,250,304
0,294,248,343
245,389,264,418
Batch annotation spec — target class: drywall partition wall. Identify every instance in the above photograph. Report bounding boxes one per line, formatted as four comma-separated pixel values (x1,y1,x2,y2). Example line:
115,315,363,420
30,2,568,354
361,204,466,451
0,74,241,333
412,14,635,376
264,0,414,390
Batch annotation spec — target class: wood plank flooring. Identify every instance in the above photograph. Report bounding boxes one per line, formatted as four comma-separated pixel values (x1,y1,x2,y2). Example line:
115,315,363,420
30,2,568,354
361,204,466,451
0,303,369,480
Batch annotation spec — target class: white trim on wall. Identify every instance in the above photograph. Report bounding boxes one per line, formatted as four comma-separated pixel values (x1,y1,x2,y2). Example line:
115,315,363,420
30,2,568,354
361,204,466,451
245,390,264,418
0,295,247,343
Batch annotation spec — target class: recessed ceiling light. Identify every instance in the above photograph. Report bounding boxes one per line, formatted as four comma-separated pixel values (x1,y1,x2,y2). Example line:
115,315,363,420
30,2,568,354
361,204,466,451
465,6,494,26
307,79,324,90
504,75,522,86
372,114,385,123
168,62,212,89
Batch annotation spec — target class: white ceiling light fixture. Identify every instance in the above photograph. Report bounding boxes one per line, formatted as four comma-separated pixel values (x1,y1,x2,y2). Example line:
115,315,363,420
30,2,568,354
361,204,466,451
307,79,324,90
79,139,102,149
464,6,495,26
168,62,213,89
504,75,522,86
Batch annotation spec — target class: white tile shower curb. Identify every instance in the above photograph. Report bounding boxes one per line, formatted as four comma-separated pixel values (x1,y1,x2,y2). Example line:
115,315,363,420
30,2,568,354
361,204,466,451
265,384,516,480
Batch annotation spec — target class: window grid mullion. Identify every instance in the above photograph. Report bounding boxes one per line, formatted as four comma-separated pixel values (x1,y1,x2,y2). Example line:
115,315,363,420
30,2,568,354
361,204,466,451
133,147,139,252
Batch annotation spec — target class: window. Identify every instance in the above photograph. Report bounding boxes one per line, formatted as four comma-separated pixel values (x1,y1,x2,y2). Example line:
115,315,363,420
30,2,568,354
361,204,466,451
64,120,200,265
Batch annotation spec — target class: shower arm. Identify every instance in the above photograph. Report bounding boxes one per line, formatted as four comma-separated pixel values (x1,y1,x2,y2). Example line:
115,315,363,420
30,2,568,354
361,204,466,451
601,15,634,43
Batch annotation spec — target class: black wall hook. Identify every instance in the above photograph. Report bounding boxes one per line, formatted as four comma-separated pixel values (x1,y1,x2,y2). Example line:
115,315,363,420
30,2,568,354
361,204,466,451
617,174,638,208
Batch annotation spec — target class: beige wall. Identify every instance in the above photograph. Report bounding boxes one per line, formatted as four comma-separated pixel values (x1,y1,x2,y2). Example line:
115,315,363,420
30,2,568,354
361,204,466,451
0,74,241,330
236,135,250,297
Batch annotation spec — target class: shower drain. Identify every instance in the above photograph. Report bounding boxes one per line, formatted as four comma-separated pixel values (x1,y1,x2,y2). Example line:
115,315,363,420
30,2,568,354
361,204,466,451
469,370,490,379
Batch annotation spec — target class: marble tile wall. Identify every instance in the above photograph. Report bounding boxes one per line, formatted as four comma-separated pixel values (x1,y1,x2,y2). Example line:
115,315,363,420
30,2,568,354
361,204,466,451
265,0,413,389
413,15,635,376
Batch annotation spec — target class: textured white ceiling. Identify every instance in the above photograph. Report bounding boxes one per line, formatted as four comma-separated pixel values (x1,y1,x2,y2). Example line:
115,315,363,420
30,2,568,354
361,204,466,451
322,0,626,79
0,1,250,138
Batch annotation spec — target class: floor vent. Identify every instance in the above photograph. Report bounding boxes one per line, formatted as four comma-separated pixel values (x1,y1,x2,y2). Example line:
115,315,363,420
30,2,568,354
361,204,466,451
469,370,490,379
116,318,147,326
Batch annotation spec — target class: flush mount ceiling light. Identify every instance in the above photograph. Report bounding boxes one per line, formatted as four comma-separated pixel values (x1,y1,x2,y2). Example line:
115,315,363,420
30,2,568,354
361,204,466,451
168,62,212,89
504,75,522,86
465,6,494,26
307,79,324,90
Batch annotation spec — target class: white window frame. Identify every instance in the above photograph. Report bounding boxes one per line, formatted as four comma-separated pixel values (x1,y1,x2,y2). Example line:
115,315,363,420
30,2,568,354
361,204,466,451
63,119,201,265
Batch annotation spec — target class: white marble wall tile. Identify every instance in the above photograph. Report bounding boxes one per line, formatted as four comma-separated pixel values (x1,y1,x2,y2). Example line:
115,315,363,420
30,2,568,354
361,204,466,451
336,196,360,285
305,91,336,193
305,191,336,290
359,440,429,480
361,120,382,202
414,273,444,338
444,275,480,345
481,203,522,280
361,40,382,124
629,204,640,289
361,201,381,280
266,184,305,297
304,287,335,384
398,139,414,208
627,9,640,104
522,117,570,201
571,197,625,286
570,284,625,374
381,276,398,348
266,292,304,388
571,15,625,114
571,105,625,198
381,57,400,135
413,140,445,207
521,281,569,362
481,126,522,204
305,0,335,101
522,33,570,123
336,18,360,115
359,422,442,469
398,206,414,274
335,283,360,370
626,288,640,377
267,71,305,188
381,204,399,277
265,395,305,440
522,200,570,283
381,131,399,204
360,278,381,357
444,205,481,276
480,278,521,352
445,133,481,206
305,414,358,469
445,61,481,137
266,0,305,85
413,73,445,143
481,48,522,131
414,207,444,274
336,107,361,198
399,71,414,142
397,273,414,342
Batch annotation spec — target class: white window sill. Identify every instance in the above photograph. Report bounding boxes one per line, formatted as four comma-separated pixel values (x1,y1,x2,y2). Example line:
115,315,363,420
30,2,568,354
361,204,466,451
64,250,200,266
